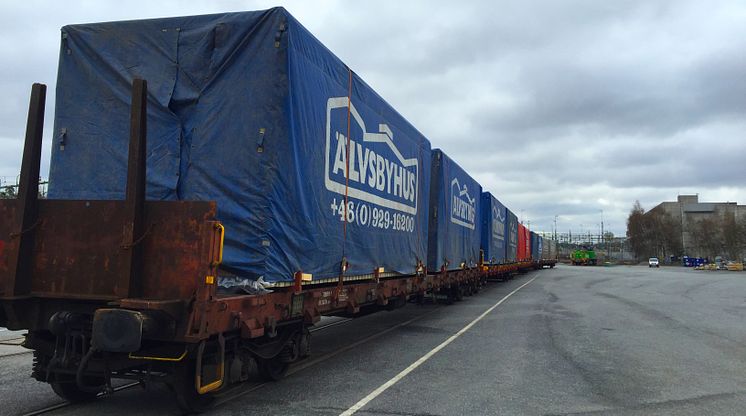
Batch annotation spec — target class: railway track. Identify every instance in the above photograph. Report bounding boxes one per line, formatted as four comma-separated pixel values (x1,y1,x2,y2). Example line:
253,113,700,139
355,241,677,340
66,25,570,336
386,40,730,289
309,317,353,333
0,335,32,359
21,382,141,416
0,336,25,346
17,310,431,415
0,350,32,358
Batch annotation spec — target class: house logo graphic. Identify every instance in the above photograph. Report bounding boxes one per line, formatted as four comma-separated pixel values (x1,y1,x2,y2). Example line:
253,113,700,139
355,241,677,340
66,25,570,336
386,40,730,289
324,97,419,215
450,178,476,230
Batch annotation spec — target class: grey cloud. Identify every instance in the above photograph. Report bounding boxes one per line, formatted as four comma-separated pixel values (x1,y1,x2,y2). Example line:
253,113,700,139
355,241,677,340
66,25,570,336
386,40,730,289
0,0,744,235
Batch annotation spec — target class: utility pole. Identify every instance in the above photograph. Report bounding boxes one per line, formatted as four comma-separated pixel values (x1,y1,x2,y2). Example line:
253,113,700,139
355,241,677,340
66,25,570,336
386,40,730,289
554,215,558,241
600,210,606,246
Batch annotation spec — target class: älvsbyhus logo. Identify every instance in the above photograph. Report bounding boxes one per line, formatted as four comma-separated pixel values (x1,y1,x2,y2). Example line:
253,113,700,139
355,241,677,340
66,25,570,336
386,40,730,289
492,205,506,241
324,97,419,215
450,178,476,230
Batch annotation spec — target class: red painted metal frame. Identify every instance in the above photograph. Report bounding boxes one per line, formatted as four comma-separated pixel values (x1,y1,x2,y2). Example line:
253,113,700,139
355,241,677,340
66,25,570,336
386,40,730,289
178,267,485,343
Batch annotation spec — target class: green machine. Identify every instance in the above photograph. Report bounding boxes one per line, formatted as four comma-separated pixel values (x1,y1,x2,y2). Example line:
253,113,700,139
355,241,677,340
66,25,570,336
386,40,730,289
571,249,597,266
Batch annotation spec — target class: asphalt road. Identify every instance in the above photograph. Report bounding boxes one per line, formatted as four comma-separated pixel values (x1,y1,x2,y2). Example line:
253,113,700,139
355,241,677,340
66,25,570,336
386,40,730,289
3,264,746,415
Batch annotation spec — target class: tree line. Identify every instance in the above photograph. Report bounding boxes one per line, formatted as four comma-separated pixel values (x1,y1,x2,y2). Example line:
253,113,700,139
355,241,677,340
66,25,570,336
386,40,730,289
626,200,746,262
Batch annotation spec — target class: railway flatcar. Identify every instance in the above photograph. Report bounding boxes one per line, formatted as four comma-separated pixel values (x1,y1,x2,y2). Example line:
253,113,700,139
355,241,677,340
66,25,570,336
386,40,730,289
480,193,518,278
530,233,557,269
480,192,507,266
0,8,553,412
427,150,482,273
541,237,552,267
506,209,519,263
517,223,531,269
549,239,558,261
530,231,542,269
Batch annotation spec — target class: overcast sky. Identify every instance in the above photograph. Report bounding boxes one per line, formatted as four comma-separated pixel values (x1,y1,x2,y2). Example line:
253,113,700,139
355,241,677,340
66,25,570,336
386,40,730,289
1,0,744,236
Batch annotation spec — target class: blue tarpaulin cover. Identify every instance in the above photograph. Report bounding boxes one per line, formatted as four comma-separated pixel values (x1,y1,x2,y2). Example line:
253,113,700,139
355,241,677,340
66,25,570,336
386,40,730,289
426,150,482,271
48,8,432,282
530,232,543,262
480,192,507,264
539,235,544,260
506,209,518,262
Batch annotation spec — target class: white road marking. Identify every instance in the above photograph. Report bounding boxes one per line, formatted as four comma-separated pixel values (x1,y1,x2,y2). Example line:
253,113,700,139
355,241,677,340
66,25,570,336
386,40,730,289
339,275,539,416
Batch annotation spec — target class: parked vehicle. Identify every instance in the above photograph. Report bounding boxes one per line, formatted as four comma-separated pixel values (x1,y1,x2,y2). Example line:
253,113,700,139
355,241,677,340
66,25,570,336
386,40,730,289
714,256,728,270
571,249,597,266
649,257,660,267
682,256,706,267
726,262,744,271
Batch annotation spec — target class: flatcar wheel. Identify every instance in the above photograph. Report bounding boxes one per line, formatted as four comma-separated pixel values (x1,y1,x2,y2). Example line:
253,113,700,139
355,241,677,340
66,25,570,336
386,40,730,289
454,286,464,302
415,293,425,305
172,360,215,414
257,357,289,381
440,289,454,305
50,375,103,402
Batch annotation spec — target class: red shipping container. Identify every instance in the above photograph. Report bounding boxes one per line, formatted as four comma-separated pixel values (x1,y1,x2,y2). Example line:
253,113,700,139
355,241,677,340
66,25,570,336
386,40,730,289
517,223,531,261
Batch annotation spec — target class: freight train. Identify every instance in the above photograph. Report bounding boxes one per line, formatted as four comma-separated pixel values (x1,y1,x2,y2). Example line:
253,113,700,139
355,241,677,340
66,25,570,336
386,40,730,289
0,8,556,412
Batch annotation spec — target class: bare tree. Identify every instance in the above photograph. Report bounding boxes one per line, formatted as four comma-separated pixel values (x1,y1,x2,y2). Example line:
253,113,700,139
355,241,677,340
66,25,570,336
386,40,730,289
627,201,649,261
722,213,745,260
627,201,684,261
650,210,683,259
690,218,722,259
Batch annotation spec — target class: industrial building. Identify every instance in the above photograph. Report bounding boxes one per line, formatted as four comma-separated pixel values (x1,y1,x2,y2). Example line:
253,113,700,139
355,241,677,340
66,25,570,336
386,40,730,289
647,195,745,259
